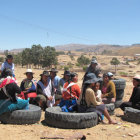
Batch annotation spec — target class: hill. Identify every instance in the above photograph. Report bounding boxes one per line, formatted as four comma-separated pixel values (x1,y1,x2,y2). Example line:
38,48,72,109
113,45,140,56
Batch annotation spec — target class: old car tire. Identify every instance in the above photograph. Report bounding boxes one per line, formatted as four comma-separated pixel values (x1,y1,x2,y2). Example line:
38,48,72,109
0,104,41,124
122,107,140,124
45,106,98,129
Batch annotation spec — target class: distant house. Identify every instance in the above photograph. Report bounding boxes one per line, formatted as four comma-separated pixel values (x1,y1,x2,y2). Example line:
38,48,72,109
134,54,140,60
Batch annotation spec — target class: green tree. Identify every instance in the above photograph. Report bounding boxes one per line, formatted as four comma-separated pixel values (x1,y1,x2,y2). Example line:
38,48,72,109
41,46,58,68
30,44,43,68
110,57,120,73
77,55,90,66
13,53,22,65
21,48,32,68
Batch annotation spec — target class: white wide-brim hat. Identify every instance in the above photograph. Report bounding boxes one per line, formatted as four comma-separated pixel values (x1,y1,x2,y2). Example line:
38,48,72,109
24,69,34,74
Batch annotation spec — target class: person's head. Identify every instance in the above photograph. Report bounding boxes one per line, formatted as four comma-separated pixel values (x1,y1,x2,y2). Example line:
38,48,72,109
133,74,140,87
94,82,100,92
62,70,71,81
103,73,109,83
24,69,34,80
6,55,13,64
84,73,99,88
1,68,12,78
71,72,78,83
107,72,114,80
40,71,50,82
49,68,58,79
91,59,98,69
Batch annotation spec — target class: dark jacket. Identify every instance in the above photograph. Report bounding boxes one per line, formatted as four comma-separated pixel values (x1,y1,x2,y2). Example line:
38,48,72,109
129,85,140,106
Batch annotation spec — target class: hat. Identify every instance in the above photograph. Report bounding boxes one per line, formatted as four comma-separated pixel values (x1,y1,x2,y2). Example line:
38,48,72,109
62,70,71,76
71,72,78,78
91,59,98,65
40,70,50,76
24,69,34,74
6,55,13,59
84,73,99,84
49,68,58,73
108,72,113,77
133,74,140,80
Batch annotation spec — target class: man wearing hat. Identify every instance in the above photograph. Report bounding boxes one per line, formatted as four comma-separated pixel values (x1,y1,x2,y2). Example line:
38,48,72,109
120,74,140,111
19,69,37,102
82,58,101,85
35,70,55,109
1,55,15,77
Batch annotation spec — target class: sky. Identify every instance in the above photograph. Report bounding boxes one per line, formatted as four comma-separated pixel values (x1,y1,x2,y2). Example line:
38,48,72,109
0,0,140,50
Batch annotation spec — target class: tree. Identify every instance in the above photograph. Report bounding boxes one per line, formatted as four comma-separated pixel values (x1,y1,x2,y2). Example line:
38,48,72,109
21,48,32,68
110,57,120,73
13,53,22,65
30,44,43,68
77,55,90,66
41,46,58,68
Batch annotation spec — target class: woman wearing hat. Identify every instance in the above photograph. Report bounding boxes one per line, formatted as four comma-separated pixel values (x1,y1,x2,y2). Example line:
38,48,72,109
19,69,37,102
1,55,15,77
101,73,116,104
77,73,117,124
120,74,140,111
35,71,55,110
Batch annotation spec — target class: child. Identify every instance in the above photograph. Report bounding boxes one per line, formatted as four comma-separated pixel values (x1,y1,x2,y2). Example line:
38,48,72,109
94,82,105,123
94,82,102,102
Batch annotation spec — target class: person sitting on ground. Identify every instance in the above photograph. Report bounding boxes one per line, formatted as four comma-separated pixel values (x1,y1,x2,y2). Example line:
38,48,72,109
20,69,37,103
35,71,55,110
120,74,140,111
101,73,116,104
77,73,117,124
0,69,28,115
1,55,15,77
59,72,81,112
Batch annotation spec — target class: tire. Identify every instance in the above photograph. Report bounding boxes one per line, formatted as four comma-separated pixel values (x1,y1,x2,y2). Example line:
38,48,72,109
0,104,41,124
115,100,122,108
112,79,126,101
112,79,126,90
115,89,124,101
122,107,140,124
45,106,98,129
105,104,115,115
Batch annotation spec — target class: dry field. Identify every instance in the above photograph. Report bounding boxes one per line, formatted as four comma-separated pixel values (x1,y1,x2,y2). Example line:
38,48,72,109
0,54,140,140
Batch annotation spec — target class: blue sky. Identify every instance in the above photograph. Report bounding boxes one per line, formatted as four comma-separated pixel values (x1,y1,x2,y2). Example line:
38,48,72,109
0,0,140,50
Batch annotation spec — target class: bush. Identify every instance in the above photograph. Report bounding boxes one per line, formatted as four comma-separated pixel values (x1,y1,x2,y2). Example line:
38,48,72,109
119,72,128,76
83,66,87,72
64,66,69,71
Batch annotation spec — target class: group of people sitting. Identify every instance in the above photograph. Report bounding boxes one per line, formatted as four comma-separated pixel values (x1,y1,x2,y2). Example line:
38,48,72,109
0,55,140,125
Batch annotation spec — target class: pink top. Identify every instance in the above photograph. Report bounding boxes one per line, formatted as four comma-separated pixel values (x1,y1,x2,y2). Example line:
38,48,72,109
102,86,107,94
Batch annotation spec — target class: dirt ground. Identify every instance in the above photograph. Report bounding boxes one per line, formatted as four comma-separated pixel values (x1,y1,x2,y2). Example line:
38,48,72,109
0,55,140,140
